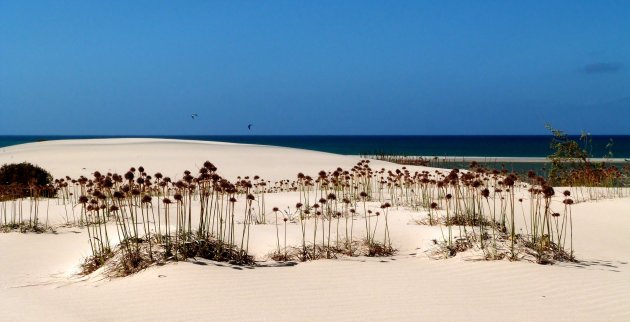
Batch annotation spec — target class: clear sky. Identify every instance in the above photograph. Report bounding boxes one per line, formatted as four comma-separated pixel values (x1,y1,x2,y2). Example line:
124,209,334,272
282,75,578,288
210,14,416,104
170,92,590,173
1,1,629,135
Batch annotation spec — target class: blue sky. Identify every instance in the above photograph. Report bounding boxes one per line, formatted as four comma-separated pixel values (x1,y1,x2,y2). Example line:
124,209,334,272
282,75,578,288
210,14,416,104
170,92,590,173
1,1,629,135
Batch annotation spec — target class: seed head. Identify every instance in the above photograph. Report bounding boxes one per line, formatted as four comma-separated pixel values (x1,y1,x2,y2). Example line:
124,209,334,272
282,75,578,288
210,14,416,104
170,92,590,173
543,186,555,198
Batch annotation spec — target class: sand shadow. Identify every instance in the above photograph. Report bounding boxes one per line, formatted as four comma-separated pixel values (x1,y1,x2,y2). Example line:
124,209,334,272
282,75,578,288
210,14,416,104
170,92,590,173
186,258,299,270
192,261,208,266
561,258,626,272
255,261,298,268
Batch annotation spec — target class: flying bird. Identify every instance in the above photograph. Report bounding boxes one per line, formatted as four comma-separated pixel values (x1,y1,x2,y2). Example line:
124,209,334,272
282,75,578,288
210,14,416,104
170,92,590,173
248,123,253,130
191,113,198,119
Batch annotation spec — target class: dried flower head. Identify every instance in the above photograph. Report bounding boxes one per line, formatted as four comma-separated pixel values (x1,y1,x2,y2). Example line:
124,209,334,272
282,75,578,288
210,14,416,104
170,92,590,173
543,186,555,198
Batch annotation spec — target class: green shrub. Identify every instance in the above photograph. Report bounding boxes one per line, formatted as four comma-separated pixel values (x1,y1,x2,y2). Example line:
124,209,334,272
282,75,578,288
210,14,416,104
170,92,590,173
546,125,624,187
0,162,53,187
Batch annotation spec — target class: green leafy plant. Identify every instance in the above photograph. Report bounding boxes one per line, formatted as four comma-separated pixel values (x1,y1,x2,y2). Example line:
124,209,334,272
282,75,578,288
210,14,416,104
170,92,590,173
545,124,590,186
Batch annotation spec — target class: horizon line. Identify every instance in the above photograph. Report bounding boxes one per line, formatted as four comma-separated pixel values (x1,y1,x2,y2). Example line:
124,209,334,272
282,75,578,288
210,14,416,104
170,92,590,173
2,133,630,137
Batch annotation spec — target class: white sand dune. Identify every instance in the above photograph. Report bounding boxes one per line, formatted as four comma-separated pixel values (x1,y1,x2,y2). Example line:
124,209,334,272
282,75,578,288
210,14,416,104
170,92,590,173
0,138,408,181
1,139,629,321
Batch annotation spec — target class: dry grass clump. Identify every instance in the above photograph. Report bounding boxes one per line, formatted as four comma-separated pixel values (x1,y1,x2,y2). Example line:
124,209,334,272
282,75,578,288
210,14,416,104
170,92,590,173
80,249,115,275
363,240,397,257
269,245,336,261
83,234,255,277
268,239,396,262
402,164,585,264
427,237,473,259
0,221,52,233
78,163,259,276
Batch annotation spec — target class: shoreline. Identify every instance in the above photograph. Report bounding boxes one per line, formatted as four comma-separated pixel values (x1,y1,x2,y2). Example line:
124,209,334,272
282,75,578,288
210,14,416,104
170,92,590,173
3,138,628,163
357,155,629,163
3,135,630,160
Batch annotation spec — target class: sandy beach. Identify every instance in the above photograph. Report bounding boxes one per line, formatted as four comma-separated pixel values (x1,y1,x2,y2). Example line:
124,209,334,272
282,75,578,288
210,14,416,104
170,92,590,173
4,1,629,320
0,139,629,321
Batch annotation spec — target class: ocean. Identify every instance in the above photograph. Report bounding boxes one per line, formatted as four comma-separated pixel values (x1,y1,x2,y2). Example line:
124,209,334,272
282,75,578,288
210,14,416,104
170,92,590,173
2,135,630,158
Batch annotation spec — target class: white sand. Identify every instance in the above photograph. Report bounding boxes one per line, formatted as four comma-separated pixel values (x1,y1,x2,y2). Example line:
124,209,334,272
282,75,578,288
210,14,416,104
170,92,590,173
1,138,629,321
0,138,404,181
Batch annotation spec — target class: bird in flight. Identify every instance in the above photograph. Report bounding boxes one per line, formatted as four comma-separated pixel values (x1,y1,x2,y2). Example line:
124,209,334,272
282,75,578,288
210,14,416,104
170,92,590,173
248,123,253,130
191,113,198,119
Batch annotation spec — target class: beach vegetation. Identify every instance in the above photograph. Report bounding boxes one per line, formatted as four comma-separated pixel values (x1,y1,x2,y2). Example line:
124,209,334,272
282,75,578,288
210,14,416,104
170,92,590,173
0,163,56,232
545,125,628,201
0,162,53,188
5,152,630,277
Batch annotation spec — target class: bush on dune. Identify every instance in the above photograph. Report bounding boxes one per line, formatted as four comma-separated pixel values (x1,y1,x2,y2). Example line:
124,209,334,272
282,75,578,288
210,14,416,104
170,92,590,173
0,162,53,186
